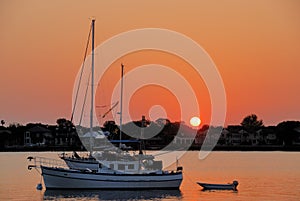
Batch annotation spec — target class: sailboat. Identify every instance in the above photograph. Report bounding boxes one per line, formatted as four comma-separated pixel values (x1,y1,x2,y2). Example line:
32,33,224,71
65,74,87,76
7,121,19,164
27,19,183,189
59,25,164,174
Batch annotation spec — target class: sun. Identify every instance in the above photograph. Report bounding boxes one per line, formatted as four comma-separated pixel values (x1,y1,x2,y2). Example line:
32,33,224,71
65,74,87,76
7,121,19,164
190,116,201,127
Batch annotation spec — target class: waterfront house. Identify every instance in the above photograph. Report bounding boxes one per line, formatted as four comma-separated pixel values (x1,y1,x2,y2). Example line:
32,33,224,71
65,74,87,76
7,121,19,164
257,127,277,145
218,128,229,145
173,123,197,146
79,130,109,149
24,125,52,146
226,126,243,145
173,135,195,145
246,131,260,145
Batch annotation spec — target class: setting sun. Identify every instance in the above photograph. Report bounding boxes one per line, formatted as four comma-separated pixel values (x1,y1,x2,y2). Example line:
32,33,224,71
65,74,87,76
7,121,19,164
190,116,201,127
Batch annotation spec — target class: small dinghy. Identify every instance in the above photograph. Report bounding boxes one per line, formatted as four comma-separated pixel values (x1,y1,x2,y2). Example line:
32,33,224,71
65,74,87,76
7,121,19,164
197,180,238,191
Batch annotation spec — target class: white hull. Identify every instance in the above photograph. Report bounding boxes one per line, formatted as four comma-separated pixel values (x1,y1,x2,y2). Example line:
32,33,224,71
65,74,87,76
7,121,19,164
42,166,182,189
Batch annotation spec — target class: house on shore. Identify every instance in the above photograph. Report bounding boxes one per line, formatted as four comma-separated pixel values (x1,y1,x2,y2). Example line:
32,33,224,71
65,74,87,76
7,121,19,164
257,126,278,145
24,125,52,146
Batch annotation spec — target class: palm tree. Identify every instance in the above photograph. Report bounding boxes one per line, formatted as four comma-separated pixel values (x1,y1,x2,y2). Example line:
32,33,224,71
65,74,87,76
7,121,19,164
241,114,263,133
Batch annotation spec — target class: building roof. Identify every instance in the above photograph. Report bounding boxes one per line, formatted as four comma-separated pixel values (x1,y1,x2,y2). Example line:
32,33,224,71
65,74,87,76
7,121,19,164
82,131,105,139
27,125,51,133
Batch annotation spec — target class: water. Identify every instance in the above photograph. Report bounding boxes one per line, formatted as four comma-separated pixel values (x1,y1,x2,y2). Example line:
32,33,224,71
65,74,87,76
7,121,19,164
0,151,299,201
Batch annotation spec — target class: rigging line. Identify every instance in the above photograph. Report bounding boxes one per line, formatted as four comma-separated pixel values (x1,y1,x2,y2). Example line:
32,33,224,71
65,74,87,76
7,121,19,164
79,73,91,126
102,101,119,118
96,101,119,108
96,105,108,108
183,170,198,186
71,22,92,122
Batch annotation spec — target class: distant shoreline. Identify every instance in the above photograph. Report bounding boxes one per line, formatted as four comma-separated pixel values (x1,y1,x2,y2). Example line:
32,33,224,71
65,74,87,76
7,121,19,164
1,117,300,153
1,145,300,152
195,145,300,152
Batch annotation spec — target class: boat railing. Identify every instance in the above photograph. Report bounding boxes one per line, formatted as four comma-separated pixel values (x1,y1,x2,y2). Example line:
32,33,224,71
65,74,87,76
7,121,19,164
27,156,68,169
163,166,183,174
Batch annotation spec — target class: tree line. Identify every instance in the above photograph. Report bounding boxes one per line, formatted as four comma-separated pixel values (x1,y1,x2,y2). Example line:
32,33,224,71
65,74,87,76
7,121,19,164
0,114,300,151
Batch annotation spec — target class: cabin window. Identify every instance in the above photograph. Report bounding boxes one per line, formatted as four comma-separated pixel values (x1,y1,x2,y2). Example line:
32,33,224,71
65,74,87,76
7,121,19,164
118,164,125,170
128,164,134,169
99,163,102,168
109,164,114,169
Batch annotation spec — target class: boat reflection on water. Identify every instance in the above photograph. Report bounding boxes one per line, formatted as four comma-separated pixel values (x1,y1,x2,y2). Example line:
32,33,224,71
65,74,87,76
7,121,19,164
43,189,182,201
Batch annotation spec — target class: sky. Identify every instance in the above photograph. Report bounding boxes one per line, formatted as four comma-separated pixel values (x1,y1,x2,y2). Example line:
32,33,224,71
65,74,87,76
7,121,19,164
0,0,299,127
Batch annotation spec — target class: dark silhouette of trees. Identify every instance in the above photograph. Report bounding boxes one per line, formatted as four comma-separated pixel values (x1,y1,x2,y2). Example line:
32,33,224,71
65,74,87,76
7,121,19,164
1,114,300,151
55,118,78,146
56,118,68,127
103,121,119,140
276,121,300,146
6,123,25,146
122,119,162,140
199,124,209,132
241,114,264,133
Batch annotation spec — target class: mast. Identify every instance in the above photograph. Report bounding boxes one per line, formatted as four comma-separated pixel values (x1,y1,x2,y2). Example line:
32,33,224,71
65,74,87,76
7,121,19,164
90,19,95,155
119,63,124,148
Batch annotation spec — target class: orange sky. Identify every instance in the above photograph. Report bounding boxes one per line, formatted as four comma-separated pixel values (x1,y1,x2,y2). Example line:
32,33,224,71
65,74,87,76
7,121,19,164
0,0,299,126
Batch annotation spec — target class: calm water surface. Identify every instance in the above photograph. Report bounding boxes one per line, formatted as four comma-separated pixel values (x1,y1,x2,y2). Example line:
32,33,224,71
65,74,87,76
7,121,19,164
0,151,299,201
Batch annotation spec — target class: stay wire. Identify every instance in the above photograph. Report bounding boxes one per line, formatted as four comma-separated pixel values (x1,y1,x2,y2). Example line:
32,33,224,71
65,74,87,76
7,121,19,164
71,22,92,122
